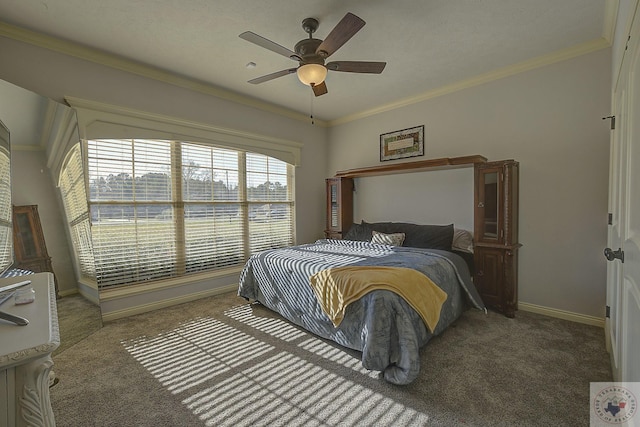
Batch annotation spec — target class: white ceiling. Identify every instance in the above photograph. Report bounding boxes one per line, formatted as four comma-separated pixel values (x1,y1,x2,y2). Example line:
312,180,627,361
0,0,610,125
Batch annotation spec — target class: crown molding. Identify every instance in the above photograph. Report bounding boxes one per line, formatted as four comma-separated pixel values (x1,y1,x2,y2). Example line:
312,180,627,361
0,21,328,127
603,0,620,43
328,38,611,127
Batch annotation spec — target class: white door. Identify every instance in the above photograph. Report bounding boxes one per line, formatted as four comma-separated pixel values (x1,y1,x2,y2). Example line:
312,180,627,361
606,85,625,379
607,7,640,382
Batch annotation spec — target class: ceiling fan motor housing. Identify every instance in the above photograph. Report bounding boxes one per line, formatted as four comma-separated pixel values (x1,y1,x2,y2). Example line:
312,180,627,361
294,38,325,65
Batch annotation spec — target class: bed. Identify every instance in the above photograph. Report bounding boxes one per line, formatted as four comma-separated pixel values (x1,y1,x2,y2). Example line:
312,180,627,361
237,222,485,385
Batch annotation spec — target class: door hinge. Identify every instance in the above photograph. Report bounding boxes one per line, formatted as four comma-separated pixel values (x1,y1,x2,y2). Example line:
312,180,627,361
602,115,615,130
608,213,613,225
606,305,610,318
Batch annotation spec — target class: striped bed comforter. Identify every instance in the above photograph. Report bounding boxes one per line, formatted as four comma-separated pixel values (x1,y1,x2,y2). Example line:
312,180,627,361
237,239,484,385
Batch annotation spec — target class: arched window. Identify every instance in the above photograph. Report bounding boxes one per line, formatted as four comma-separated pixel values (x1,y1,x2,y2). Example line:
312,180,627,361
59,139,294,289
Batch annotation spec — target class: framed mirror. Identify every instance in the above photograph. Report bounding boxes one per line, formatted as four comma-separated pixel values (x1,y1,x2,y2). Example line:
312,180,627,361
0,78,101,352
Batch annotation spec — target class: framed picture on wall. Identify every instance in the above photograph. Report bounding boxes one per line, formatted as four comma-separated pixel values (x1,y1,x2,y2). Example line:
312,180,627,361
380,125,424,161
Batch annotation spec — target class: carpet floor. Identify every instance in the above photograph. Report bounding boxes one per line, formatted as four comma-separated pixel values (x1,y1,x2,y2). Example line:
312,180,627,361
54,293,102,356
50,291,611,426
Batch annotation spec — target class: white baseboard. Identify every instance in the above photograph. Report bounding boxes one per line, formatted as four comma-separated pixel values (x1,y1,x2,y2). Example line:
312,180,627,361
57,288,78,298
518,302,605,328
100,286,604,328
101,284,239,323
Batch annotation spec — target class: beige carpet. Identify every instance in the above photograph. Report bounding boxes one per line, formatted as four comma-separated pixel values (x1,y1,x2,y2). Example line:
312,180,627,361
50,291,611,426
54,293,102,355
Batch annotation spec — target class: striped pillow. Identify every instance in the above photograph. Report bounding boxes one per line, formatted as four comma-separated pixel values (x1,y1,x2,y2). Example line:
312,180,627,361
371,230,405,246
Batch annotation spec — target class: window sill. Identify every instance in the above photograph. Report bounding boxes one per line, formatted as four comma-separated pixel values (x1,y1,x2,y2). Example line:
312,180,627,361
99,266,243,302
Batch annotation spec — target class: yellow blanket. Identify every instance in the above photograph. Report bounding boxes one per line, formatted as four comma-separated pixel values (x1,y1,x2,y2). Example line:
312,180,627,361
309,266,448,333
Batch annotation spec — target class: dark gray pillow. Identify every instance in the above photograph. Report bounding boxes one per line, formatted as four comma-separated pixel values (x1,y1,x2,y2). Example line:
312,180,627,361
343,221,373,241
366,221,454,250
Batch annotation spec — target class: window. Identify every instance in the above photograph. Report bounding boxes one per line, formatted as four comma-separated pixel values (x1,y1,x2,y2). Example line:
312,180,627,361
59,145,96,280
246,152,294,253
0,140,11,274
181,143,243,273
78,139,293,289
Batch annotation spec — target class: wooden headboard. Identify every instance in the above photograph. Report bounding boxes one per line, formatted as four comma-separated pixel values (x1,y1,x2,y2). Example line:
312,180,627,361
328,154,520,318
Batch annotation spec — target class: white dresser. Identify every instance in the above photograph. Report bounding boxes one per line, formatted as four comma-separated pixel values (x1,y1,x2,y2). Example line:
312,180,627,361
0,273,59,427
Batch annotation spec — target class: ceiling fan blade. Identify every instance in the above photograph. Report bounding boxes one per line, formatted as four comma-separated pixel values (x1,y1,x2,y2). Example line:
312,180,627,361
326,61,386,74
316,12,365,58
312,81,328,97
239,31,300,60
248,68,297,84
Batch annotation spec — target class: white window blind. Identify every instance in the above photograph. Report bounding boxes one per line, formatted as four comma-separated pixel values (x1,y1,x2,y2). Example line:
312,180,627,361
0,146,12,274
83,139,294,289
246,152,294,253
88,139,175,287
59,145,96,279
182,143,244,272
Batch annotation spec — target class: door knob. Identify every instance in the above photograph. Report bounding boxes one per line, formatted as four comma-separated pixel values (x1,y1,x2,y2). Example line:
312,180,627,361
604,247,624,262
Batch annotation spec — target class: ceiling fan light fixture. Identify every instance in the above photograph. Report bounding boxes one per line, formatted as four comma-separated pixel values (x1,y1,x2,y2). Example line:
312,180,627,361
297,63,327,86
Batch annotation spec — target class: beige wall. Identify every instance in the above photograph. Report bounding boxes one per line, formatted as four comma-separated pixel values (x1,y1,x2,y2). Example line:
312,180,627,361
11,149,76,295
327,48,612,318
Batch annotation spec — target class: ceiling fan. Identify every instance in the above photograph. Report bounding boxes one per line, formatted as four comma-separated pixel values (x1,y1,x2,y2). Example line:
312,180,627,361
239,12,386,97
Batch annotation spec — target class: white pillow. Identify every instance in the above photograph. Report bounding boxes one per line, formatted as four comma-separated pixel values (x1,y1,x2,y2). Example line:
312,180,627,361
371,230,405,246
452,228,474,253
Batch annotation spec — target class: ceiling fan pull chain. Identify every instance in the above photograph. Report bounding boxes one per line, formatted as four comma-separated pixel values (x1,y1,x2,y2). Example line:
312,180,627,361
310,91,315,125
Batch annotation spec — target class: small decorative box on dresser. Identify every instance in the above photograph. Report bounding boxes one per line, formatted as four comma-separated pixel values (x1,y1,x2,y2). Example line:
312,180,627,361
324,177,353,239
473,160,520,318
0,272,59,427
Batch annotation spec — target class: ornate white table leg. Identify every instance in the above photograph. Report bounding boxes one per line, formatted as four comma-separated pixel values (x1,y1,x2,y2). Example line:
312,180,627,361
17,355,56,427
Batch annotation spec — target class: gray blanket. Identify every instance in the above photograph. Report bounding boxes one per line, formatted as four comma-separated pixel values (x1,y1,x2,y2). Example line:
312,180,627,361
238,239,485,384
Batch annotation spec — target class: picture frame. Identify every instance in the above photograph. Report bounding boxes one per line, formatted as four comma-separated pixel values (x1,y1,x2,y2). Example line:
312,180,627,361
380,125,424,161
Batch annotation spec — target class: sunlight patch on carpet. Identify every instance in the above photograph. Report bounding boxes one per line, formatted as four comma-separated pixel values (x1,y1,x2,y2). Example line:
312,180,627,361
297,337,378,379
182,351,430,427
223,304,307,341
122,317,273,394
225,304,378,378
122,313,431,426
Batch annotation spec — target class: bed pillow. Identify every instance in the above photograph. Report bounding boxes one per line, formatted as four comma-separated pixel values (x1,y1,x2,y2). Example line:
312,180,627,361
371,230,406,246
365,221,454,250
403,223,454,250
343,221,373,241
452,228,474,253
344,221,454,250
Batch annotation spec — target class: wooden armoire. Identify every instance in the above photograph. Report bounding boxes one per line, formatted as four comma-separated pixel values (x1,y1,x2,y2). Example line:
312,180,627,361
473,160,520,317
324,177,354,239
12,204,59,297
